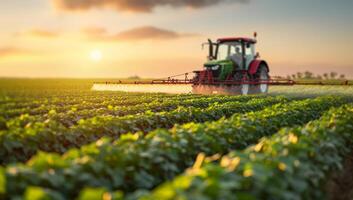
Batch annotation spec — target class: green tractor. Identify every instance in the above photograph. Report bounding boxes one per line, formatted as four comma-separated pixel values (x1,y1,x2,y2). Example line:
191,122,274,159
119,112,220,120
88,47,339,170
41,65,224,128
193,33,270,95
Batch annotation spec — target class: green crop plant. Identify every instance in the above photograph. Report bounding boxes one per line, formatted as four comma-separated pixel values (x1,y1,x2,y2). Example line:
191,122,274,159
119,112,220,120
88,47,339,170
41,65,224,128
0,96,347,199
136,104,353,200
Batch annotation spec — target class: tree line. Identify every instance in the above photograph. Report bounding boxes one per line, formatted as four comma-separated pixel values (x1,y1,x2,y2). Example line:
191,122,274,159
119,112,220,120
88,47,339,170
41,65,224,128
287,71,346,80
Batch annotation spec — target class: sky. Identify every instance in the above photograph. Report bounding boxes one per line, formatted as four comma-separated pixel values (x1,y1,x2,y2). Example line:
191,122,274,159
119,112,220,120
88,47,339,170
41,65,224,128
0,0,352,78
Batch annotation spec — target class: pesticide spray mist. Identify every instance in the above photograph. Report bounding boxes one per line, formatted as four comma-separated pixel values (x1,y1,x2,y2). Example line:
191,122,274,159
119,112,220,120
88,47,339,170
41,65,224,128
92,84,193,94
92,84,246,95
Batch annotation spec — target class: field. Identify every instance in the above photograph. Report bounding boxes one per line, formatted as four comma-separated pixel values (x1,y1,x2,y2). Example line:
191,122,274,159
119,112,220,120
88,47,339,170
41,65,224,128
0,78,353,200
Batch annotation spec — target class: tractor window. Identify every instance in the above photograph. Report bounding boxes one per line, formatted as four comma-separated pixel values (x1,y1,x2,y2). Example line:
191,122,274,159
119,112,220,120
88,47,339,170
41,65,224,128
244,43,255,69
245,43,255,56
217,44,229,61
230,45,242,55
217,42,242,61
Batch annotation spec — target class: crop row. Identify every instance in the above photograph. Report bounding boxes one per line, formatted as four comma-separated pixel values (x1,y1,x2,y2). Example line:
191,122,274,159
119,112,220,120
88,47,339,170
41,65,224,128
134,104,353,200
0,94,201,119
47,95,257,127
1,96,186,130
0,96,283,164
2,94,261,129
0,96,346,199
0,95,203,128
0,90,155,106
0,94,261,133
0,94,205,129
2,92,198,110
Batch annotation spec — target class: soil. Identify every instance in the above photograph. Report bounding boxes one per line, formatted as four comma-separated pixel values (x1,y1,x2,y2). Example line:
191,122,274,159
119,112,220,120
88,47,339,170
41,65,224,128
326,153,353,200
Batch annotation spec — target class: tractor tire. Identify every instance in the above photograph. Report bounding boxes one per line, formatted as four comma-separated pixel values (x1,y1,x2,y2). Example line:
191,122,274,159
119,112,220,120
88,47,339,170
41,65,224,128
232,72,250,95
250,64,269,94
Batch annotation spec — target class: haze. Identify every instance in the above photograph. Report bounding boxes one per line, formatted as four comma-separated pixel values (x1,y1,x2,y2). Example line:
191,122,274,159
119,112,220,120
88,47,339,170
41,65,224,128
0,0,352,78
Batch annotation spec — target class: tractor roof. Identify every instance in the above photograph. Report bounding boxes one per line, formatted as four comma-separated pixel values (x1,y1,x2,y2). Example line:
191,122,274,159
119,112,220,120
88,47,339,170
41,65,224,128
218,37,257,44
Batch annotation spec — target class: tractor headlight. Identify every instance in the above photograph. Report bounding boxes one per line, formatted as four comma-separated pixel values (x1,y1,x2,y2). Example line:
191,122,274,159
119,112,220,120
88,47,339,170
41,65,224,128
211,65,220,70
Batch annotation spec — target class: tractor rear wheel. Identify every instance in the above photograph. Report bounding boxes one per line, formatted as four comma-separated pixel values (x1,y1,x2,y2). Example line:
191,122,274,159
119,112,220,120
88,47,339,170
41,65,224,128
250,64,269,94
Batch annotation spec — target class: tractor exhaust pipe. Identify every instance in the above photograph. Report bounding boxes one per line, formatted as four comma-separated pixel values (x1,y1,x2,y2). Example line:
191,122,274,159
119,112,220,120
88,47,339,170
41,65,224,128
208,39,214,60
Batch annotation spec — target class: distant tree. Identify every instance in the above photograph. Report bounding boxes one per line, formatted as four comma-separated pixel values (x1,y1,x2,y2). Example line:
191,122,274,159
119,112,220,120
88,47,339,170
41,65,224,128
286,75,291,79
323,73,329,80
339,74,346,79
291,74,296,79
127,75,141,80
303,71,314,79
330,72,337,79
296,72,303,79
316,75,323,80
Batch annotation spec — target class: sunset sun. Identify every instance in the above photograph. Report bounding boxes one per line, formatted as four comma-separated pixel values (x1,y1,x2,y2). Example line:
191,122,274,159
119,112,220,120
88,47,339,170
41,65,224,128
90,50,102,62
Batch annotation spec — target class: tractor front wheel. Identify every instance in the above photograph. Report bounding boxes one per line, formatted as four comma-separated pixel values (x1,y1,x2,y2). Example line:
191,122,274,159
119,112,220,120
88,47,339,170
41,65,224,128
250,64,269,94
232,72,250,95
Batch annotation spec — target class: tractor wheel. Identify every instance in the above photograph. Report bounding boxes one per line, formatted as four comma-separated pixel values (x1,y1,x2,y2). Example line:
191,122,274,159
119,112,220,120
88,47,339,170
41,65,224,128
232,72,250,95
240,79,250,95
250,64,269,94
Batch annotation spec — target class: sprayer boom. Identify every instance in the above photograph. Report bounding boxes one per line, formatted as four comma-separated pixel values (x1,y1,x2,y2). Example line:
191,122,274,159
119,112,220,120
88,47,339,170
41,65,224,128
93,73,351,94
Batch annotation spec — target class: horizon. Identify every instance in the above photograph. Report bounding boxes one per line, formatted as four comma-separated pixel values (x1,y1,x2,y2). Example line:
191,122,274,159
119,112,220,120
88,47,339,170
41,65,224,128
1,0,353,78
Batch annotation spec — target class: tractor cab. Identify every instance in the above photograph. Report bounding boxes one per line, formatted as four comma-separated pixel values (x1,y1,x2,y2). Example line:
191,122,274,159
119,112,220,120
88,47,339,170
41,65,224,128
204,37,257,80
193,33,270,95
217,38,257,70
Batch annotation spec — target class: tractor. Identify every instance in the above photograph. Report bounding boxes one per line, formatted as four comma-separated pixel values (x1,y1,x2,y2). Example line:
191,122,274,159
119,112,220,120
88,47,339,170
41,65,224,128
192,33,270,95
93,32,351,94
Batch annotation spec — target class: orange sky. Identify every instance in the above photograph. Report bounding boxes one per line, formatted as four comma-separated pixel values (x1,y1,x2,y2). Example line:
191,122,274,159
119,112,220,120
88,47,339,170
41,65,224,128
0,0,352,78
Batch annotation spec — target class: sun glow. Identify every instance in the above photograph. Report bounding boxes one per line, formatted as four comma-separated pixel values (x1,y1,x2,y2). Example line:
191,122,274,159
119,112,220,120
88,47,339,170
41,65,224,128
90,50,102,62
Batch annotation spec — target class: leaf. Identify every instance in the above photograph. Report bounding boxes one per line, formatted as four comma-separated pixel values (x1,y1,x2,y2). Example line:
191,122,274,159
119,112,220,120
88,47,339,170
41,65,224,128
77,187,106,200
0,167,5,195
24,186,51,200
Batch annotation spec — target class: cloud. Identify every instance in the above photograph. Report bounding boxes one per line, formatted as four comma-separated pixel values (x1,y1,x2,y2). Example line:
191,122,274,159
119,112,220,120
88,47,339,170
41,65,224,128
0,47,33,58
81,27,108,36
28,29,60,38
53,0,249,13
14,29,60,38
83,26,198,41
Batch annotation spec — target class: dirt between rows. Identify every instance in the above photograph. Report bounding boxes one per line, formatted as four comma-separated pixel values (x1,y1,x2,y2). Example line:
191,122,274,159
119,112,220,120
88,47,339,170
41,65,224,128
326,152,353,200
